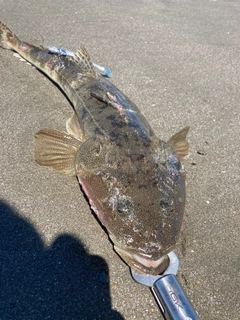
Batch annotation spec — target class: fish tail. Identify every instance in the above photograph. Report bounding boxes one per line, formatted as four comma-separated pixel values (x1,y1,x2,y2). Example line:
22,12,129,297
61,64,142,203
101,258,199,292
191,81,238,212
0,21,57,80
0,21,21,51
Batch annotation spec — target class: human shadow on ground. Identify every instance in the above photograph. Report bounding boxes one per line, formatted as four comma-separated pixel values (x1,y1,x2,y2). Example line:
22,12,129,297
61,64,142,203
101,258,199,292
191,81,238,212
0,200,124,320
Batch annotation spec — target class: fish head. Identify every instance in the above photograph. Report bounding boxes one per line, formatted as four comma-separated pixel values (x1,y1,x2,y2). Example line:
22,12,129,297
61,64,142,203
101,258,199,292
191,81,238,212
110,147,185,275
76,138,186,275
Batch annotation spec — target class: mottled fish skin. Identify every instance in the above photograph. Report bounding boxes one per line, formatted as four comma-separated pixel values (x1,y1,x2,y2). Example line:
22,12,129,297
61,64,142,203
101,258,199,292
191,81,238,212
0,21,190,275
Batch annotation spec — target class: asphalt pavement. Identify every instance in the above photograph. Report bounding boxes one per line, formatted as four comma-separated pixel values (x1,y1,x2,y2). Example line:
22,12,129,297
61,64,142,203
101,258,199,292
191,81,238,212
1,1,240,319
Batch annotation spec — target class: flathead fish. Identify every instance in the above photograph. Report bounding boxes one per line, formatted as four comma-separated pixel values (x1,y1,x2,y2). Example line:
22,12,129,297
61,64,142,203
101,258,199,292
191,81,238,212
0,21,189,275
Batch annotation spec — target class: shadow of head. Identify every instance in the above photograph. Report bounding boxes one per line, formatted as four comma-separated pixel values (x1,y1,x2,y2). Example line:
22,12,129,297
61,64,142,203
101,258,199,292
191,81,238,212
0,200,124,320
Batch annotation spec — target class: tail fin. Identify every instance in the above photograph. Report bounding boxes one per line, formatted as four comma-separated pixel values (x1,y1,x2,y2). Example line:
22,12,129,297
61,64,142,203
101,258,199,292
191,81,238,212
0,21,20,50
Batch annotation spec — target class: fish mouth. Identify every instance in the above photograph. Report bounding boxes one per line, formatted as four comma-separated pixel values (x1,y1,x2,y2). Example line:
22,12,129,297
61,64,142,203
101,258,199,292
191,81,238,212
114,246,169,275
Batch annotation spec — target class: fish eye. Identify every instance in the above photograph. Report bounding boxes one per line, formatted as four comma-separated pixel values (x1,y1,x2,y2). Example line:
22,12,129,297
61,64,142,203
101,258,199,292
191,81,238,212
159,199,174,215
117,199,133,215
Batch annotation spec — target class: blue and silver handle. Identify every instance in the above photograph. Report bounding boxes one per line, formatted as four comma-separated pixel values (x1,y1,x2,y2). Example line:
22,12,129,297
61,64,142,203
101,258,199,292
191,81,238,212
47,46,113,78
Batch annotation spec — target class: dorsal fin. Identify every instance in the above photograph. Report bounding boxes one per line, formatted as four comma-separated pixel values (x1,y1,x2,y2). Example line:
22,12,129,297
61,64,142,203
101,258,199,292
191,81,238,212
167,126,190,161
73,46,98,79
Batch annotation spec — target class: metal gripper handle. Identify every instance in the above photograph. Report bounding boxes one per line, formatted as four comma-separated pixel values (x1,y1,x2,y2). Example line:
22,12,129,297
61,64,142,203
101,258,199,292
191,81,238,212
152,274,199,320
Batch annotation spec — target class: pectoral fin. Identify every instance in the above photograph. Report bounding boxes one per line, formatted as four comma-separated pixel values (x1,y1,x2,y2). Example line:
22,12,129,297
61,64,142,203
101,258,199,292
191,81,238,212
34,128,82,176
167,126,190,161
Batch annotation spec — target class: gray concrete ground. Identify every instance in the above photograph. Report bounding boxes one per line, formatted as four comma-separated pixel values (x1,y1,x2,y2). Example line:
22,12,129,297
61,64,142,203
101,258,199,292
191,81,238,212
1,0,239,319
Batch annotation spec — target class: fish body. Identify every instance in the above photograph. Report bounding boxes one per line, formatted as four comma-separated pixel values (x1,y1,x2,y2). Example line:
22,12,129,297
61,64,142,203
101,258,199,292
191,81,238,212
0,22,189,275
